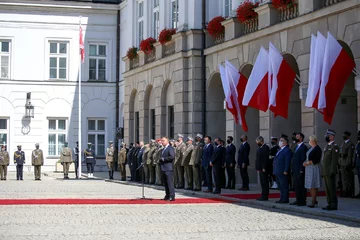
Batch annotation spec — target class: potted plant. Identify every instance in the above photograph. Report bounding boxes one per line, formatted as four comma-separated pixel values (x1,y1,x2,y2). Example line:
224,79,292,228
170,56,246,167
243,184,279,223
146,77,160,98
139,37,157,54
236,0,260,23
207,16,226,38
158,28,177,45
126,46,138,60
272,0,297,10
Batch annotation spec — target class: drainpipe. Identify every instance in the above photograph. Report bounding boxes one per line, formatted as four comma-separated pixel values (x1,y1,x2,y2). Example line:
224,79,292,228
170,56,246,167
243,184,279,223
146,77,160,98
201,0,207,136
115,8,120,169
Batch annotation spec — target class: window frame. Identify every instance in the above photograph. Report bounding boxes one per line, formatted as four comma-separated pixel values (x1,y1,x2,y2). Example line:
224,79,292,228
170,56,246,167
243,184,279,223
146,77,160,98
224,0,232,17
152,0,160,38
87,118,106,157
48,41,69,81
0,40,11,79
171,0,179,29
0,118,9,151
88,43,108,81
47,118,67,157
137,0,144,46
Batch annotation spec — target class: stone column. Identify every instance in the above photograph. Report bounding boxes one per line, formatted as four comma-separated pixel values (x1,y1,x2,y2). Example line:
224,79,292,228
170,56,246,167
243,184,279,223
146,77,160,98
122,56,130,72
138,51,145,67
173,31,187,52
222,17,243,41
154,42,163,60
298,0,323,16
255,3,279,30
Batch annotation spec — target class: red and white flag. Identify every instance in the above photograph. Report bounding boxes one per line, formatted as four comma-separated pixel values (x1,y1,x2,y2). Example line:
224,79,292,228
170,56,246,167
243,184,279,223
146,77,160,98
219,64,239,123
268,42,296,119
242,46,270,112
79,25,85,63
305,32,326,111
318,32,355,124
225,60,248,132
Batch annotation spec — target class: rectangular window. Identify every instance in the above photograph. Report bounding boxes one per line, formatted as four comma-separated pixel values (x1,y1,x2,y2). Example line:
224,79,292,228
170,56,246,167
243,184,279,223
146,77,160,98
137,1,144,46
171,0,179,29
48,119,67,156
150,109,155,140
153,0,160,38
89,44,107,81
0,40,10,79
87,119,106,156
168,106,174,139
0,119,9,150
224,0,232,17
49,42,68,80
135,112,139,142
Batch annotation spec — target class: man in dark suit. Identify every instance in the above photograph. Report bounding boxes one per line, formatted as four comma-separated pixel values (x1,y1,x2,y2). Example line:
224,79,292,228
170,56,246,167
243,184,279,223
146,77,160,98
202,136,214,193
273,134,293,203
238,135,250,191
291,133,308,206
127,143,134,181
255,136,270,201
210,138,226,194
225,136,236,189
136,141,145,182
160,136,176,201
131,142,140,181
269,137,280,189
354,131,360,198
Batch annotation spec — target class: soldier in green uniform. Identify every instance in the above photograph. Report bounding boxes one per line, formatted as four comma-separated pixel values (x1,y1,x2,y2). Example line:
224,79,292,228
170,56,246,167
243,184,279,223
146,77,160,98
339,131,355,197
32,143,44,181
174,134,186,189
154,140,164,185
0,145,10,180
142,143,150,183
147,140,157,184
106,141,115,179
182,137,194,190
118,143,127,181
190,134,204,191
321,129,339,211
60,142,72,179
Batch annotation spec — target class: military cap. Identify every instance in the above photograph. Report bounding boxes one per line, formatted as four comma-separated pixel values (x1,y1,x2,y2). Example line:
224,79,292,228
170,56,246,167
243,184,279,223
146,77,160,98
343,130,351,136
109,141,113,144
17,145,21,147
187,137,193,141
326,129,336,136
281,134,288,139
170,139,175,143
292,132,297,136
64,141,68,144
150,139,156,143
196,133,203,139
35,143,39,146
271,136,278,140
177,134,184,139
1,145,5,149
87,142,92,145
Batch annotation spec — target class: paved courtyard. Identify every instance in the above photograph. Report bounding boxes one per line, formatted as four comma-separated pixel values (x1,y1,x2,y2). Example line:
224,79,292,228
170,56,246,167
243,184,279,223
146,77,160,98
0,173,359,240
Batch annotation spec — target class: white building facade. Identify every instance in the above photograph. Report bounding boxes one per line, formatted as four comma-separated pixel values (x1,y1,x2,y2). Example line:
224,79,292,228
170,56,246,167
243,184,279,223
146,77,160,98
0,0,123,171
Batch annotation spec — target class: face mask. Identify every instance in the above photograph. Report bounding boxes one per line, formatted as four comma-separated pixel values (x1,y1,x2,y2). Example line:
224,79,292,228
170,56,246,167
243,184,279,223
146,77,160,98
240,138,244,142
17,148,21,151
295,138,300,143
343,135,348,140
214,142,218,146
271,141,277,145
257,143,262,147
292,136,296,141
325,136,330,143
227,140,231,144
279,141,285,148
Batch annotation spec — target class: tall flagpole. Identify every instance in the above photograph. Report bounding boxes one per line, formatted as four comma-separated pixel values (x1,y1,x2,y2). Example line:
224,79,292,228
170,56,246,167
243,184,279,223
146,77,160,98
78,16,82,179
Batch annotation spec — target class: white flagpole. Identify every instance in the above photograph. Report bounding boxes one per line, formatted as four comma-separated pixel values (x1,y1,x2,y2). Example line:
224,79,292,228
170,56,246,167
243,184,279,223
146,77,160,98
78,16,82,179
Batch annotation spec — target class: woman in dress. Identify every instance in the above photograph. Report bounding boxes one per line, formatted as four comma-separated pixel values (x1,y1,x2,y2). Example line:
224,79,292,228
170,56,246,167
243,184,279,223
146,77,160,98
303,135,322,208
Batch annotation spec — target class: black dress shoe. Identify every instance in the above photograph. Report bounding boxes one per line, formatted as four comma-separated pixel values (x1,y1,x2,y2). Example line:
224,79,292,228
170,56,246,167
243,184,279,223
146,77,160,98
322,205,337,211
168,197,175,201
212,191,221,194
256,197,268,201
163,196,170,200
276,200,289,204
290,201,299,205
193,189,201,192
297,202,307,206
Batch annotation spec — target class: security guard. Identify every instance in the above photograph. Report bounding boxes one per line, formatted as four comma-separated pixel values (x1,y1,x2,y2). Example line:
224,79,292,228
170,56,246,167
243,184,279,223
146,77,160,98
190,134,204,191
182,137,194,190
32,143,44,181
106,141,115,179
84,142,96,179
14,145,25,180
73,141,79,179
339,131,355,197
147,140,157,184
118,143,127,181
321,129,339,211
60,142,72,179
175,134,186,189
0,145,10,180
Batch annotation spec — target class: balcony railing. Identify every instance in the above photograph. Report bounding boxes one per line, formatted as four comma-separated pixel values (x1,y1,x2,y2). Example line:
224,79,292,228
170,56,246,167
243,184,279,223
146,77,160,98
324,0,345,7
214,33,225,45
164,41,175,57
145,51,156,64
279,4,299,22
130,57,139,70
243,18,258,35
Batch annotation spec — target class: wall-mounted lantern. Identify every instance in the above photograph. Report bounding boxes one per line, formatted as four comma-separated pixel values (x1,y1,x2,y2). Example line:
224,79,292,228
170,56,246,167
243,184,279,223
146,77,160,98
25,92,34,118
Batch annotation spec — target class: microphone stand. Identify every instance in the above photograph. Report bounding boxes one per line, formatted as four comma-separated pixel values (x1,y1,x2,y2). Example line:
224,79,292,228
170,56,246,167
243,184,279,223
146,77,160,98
135,162,152,200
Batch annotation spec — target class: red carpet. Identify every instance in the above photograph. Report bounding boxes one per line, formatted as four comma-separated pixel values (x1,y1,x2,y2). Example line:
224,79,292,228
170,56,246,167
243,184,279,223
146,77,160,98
221,191,339,199
0,198,234,205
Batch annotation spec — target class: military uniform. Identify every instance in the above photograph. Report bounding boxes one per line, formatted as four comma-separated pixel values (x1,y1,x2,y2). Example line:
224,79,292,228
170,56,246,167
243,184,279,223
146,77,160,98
154,144,164,185
190,134,204,191
269,140,280,188
321,130,339,210
147,142,157,184
118,145,127,181
60,144,73,179
84,144,96,178
142,145,150,183
32,144,44,180
106,141,115,179
0,147,10,180
14,147,25,180
339,132,355,197
73,143,79,179
174,140,186,188
182,140,194,190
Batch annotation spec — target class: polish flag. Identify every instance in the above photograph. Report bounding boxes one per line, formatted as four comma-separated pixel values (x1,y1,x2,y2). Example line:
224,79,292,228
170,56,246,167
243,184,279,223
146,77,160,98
305,32,326,111
79,25,85,63
268,42,296,119
318,32,355,124
219,64,239,123
242,47,270,112
225,60,249,132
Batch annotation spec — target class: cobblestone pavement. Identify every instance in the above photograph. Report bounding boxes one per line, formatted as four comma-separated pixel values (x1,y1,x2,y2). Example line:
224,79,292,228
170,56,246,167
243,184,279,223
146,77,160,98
0,173,360,240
